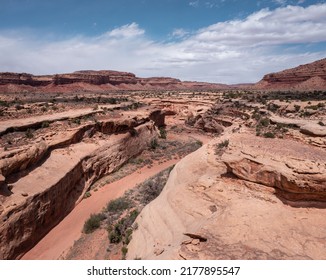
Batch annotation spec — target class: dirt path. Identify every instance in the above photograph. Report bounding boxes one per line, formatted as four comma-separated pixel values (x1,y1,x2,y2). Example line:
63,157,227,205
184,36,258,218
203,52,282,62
21,159,179,260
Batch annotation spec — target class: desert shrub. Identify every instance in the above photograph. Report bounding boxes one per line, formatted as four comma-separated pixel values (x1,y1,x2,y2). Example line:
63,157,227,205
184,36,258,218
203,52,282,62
84,191,91,198
0,100,9,107
294,105,301,112
121,246,128,259
109,230,122,244
83,213,106,234
259,118,270,127
41,121,50,128
129,127,138,137
107,197,131,213
25,129,34,139
263,132,275,138
108,210,139,244
107,98,117,104
129,157,144,165
218,139,229,149
124,228,133,245
139,168,172,205
71,118,81,125
267,103,280,112
251,111,261,121
159,127,167,139
300,110,313,117
150,138,158,150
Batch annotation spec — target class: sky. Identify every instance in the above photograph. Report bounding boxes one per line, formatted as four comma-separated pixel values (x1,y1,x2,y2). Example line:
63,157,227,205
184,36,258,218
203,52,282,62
0,0,326,84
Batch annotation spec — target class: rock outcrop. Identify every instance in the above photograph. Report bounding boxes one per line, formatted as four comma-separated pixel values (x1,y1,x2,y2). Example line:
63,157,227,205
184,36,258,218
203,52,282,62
0,114,159,259
127,133,326,260
0,71,137,87
269,114,326,137
0,70,230,92
186,105,245,134
255,58,326,90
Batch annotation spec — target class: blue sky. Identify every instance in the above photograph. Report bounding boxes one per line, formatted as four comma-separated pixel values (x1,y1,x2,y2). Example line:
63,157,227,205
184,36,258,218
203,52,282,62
0,0,326,83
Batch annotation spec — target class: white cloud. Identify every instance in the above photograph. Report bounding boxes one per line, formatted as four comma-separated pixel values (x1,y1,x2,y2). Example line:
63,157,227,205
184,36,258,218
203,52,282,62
0,4,326,84
104,22,145,38
273,0,287,5
189,1,199,8
171,28,189,38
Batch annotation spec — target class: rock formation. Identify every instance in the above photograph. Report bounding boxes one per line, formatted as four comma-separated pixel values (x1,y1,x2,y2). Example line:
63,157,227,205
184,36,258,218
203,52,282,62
0,111,160,260
127,133,326,260
255,58,326,90
0,71,230,92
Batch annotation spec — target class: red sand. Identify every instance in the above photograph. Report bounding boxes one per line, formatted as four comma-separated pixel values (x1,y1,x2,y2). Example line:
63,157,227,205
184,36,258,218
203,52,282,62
21,159,179,260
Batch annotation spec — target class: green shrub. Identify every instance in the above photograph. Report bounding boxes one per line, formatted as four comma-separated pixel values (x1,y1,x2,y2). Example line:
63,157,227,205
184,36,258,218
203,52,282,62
41,121,50,128
218,139,229,149
129,128,138,137
159,127,167,139
263,132,275,138
150,138,158,150
84,191,91,198
107,197,131,213
0,100,9,107
25,129,34,139
109,229,122,243
196,140,203,146
259,118,270,127
72,118,81,125
108,210,139,244
83,213,106,234
121,246,128,259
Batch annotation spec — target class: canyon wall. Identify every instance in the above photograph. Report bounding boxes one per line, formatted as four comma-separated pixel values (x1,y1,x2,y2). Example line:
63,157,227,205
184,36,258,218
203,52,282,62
0,119,158,260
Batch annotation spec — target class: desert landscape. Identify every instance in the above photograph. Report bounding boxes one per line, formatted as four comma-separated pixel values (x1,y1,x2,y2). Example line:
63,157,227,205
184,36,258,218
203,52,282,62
0,57,325,260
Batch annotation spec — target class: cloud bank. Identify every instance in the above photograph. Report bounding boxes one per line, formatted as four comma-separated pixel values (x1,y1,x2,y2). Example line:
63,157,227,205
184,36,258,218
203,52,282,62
0,3,326,83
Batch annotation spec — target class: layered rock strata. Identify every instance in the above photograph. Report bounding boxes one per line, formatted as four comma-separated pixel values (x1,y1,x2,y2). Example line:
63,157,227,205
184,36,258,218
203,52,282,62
0,70,230,91
255,58,326,90
128,134,326,260
0,115,158,259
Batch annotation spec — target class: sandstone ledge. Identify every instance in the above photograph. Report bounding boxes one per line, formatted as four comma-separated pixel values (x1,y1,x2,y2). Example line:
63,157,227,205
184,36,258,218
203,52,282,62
127,134,326,260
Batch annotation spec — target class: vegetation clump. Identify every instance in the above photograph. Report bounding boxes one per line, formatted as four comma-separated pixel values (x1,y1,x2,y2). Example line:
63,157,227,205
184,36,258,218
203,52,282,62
263,131,275,138
83,213,106,234
107,197,132,213
150,138,159,150
25,129,34,139
218,139,229,149
159,127,167,139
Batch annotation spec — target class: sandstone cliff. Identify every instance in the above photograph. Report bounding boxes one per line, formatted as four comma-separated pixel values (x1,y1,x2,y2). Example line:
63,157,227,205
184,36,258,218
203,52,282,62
255,58,326,90
127,133,326,260
0,113,160,259
0,70,230,92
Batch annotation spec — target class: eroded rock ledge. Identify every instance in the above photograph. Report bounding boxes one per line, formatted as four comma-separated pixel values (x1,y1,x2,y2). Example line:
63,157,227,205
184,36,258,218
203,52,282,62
0,113,159,260
127,133,326,260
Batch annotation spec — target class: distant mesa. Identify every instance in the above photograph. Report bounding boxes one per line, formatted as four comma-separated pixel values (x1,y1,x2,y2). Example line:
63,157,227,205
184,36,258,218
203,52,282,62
0,70,231,92
254,58,326,90
1,57,326,92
